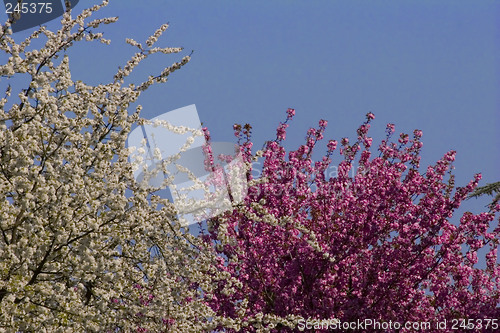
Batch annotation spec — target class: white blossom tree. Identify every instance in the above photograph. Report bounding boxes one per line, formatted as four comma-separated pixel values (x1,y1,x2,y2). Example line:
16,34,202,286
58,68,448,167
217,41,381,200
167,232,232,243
0,1,255,331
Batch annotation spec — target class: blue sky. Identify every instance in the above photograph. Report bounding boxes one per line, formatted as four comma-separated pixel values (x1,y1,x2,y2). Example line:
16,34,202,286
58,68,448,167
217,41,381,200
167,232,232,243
3,0,499,214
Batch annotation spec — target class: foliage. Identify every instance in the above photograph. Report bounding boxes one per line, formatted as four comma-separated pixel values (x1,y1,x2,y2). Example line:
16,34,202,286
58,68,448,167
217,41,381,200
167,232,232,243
469,181,500,211
203,110,500,332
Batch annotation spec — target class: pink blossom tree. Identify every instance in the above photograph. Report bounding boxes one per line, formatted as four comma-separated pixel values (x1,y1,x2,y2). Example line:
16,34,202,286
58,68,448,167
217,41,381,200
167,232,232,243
202,110,500,332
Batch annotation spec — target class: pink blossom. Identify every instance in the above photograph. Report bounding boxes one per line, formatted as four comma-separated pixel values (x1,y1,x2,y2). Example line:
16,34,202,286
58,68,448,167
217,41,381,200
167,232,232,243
202,110,500,331
327,140,337,152
386,123,395,135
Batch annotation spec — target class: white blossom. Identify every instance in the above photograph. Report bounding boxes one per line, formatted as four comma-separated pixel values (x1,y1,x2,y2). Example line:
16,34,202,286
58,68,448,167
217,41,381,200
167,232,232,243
0,1,298,331
0,1,254,331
